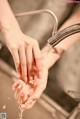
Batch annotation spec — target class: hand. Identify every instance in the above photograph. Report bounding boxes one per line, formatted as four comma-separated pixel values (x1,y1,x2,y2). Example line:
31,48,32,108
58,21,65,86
12,80,35,104
21,63,48,110
4,30,42,82
12,63,48,110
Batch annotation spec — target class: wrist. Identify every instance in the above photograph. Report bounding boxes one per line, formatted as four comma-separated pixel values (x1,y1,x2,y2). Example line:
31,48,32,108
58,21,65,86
0,0,21,36
0,23,22,42
42,44,64,70
1,22,21,36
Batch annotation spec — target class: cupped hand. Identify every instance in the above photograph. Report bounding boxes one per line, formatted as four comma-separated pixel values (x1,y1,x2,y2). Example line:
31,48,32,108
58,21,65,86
12,63,48,110
21,64,48,110
4,30,42,82
12,80,35,104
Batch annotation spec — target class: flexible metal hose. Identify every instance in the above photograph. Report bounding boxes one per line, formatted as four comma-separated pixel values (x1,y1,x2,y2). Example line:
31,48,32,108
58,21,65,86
15,9,58,35
48,23,80,47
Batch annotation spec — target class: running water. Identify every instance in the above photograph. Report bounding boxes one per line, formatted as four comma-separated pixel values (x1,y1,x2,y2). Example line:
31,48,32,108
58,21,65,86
18,105,24,119
2,105,6,110
2,96,24,119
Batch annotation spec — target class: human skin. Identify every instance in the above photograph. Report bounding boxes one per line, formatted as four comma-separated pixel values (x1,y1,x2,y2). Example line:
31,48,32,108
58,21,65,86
12,62,48,110
0,0,43,82
13,6,80,110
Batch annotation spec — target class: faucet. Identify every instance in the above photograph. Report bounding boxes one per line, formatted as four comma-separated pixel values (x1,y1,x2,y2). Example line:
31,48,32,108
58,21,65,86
48,23,80,48
15,9,80,48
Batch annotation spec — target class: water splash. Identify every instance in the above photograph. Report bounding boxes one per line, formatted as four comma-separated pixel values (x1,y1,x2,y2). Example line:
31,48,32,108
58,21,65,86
8,97,10,100
2,97,11,110
18,104,24,119
2,105,6,109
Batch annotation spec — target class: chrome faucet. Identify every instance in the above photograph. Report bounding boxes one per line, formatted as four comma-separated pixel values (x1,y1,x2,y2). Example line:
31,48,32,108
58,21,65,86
48,23,80,48
15,9,80,48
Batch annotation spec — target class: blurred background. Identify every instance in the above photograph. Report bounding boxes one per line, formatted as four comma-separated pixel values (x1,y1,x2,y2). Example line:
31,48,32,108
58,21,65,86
0,0,80,119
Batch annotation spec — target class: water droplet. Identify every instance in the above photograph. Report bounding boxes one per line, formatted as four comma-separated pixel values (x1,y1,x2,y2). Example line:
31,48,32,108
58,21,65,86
2,105,6,109
8,97,10,100
18,104,24,119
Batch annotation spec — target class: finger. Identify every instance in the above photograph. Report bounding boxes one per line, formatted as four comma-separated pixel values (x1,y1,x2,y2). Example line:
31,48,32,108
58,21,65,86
31,87,43,101
17,89,29,104
14,91,19,100
33,42,43,75
19,45,27,82
16,84,23,94
26,68,48,106
12,80,23,91
26,45,33,76
11,49,20,77
30,63,39,78
13,85,23,100
30,75,45,100
14,90,26,104
21,94,28,104
25,100,36,110
25,86,42,106
12,81,20,91
18,85,29,98
22,99,36,110
12,84,16,91
19,90,25,97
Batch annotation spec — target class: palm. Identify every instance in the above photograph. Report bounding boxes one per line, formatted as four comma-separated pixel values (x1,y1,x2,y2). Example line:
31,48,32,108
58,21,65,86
22,64,48,110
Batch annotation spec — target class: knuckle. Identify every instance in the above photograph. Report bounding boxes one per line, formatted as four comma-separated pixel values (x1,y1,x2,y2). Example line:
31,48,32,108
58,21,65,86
27,61,32,65
15,61,20,66
36,56,41,61
21,61,26,66
34,40,38,46
10,46,17,52
19,42,24,47
27,41,32,47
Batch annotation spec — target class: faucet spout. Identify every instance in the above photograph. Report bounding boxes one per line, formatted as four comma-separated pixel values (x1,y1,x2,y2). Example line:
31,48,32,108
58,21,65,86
48,23,80,47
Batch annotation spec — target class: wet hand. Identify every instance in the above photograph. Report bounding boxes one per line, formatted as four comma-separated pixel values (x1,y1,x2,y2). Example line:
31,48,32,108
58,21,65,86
12,80,35,105
4,30,42,82
21,64,48,110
